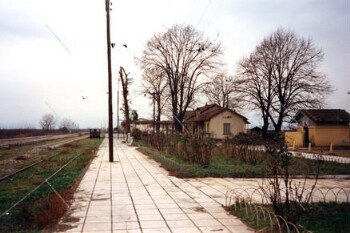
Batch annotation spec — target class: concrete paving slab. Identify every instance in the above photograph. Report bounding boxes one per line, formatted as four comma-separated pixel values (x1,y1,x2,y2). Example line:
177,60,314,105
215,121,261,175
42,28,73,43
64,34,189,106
54,137,350,232
54,138,255,232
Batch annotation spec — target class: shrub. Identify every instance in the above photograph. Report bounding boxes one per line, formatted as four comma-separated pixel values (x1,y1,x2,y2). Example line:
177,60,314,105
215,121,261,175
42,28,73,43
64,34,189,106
131,128,142,140
216,133,265,164
140,132,215,167
176,133,215,167
259,134,321,224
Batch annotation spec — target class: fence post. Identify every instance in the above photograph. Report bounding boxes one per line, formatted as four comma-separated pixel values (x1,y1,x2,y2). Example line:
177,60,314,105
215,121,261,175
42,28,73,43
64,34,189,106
330,143,333,154
308,143,311,152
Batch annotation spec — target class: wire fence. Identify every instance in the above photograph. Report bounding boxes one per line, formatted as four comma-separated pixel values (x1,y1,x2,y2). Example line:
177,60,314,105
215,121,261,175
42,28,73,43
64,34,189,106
225,186,350,206
225,186,350,233
227,200,313,233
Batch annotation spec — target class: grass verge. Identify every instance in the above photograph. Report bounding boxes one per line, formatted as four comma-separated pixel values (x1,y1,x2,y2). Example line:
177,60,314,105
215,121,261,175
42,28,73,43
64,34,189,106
0,138,103,232
137,144,350,178
226,202,350,233
299,202,350,233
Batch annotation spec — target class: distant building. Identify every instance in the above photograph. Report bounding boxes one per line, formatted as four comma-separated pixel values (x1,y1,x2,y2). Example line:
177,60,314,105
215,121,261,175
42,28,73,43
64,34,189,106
248,126,262,136
285,109,350,147
129,104,250,139
130,118,175,134
183,104,249,139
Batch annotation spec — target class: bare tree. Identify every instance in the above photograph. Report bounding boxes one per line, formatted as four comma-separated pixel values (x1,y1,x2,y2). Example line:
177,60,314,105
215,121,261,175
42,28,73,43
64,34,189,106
59,118,79,130
267,29,332,132
203,73,239,109
236,28,332,134
119,66,132,134
139,24,223,131
236,52,275,137
141,67,168,132
40,113,57,131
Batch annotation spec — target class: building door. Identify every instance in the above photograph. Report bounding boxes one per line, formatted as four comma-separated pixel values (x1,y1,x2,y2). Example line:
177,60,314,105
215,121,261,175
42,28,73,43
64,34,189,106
303,126,309,147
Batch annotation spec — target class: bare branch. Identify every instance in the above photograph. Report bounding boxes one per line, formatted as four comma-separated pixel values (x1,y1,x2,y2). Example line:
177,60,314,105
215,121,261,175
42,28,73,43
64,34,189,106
138,25,223,131
234,28,333,134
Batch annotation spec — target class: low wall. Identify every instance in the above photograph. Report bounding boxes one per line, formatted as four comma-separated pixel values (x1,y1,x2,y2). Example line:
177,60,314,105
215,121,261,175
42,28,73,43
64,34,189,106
285,130,303,147
285,126,350,147
308,126,350,147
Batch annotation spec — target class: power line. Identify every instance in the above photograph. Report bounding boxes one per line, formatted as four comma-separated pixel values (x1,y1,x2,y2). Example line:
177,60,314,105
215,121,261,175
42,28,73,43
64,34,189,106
193,0,225,38
196,0,212,29
45,101,60,118
203,0,224,29
45,24,72,56
183,0,198,25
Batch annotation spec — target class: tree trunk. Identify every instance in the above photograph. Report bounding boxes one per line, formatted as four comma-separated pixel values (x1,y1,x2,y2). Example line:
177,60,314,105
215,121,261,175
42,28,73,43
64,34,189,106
156,99,161,133
262,119,269,138
174,117,182,132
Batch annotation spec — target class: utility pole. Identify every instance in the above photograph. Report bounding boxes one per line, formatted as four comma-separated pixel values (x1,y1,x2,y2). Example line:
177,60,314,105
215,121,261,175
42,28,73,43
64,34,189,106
105,0,113,162
348,91,350,151
117,77,120,138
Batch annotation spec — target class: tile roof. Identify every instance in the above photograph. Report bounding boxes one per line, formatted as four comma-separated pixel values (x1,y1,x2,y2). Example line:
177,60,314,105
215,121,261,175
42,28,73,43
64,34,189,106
296,109,350,124
184,104,249,123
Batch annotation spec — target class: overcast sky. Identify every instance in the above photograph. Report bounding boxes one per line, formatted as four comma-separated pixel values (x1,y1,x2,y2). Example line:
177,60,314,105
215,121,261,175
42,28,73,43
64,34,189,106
0,0,349,129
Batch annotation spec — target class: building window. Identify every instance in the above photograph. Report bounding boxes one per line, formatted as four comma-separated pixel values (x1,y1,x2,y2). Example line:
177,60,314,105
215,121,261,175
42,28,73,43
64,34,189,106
223,123,231,135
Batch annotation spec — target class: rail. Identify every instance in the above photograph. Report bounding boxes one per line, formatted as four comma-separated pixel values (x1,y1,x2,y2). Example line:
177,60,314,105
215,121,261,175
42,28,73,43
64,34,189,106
0,133,86,148
0,135,88,182
0,151,83,218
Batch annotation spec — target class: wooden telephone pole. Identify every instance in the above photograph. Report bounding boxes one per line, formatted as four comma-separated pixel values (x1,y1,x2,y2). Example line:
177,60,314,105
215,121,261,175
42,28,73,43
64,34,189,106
105,0,113,162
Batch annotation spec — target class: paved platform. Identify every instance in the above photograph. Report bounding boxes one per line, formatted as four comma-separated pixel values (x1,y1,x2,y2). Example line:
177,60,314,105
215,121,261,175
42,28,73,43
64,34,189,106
55,138,350,232
54,138,254,233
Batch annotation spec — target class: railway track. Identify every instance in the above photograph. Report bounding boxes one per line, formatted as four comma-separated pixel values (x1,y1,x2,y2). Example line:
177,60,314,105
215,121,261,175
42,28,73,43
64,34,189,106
0,134,89,182
0,138,103,227
0,133,87,148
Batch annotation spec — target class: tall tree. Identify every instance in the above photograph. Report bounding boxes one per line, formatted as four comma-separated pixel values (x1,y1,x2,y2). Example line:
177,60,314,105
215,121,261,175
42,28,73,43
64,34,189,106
139,24,223,131
141,67,168,132
236,28,332,134
236,47,276,137
119,66,133,134
203,73,239,109
267,29,332,132
40,113,57,131
59,118,79,130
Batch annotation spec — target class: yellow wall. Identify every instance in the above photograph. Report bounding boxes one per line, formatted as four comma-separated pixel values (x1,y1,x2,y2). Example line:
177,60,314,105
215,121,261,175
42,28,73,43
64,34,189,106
209,110,247,139
285,125,350,147
285,129,304,147
308,126,350,146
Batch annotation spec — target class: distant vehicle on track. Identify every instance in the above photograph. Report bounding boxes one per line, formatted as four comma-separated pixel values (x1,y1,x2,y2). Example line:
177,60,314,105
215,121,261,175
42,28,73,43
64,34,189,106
89,129,101,138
